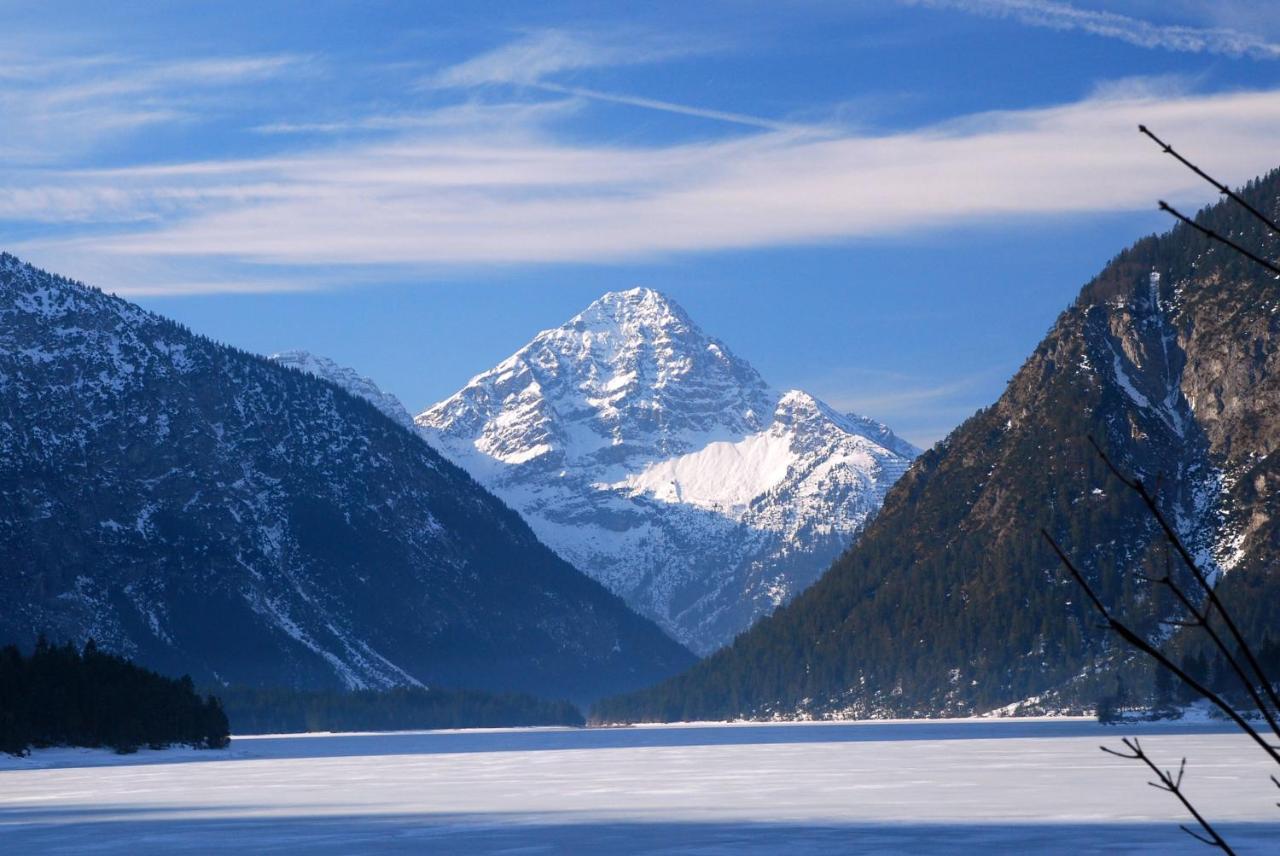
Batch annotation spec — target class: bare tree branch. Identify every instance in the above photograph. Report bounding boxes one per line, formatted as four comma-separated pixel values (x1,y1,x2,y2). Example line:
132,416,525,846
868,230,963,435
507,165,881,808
1101,737,1236,854
1151,570,1280,740
1140,125,1280,238
1041,530,1280,766
1086,436,1280,732
1181,825,1225,849
1158,201,1280,278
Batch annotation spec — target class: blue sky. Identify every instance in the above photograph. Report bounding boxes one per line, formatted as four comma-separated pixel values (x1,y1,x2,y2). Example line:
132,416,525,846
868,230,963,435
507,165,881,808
4,1,1280,445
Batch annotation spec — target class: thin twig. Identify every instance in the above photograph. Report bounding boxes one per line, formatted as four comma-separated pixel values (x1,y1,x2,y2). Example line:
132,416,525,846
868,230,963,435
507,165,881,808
1151,570,1280,740
1158,201,1280,278
1140,126,1280,237
1041,530,1280,766
1086,436,1280,731
1102,737,1236,854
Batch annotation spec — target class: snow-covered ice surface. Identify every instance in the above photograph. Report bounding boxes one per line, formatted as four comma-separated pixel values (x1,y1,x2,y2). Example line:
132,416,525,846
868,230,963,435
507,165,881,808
1,719,1276,854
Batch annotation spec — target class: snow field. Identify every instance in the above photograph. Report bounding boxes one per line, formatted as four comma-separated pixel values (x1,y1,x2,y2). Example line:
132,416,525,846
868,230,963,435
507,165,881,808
0,719,1276,854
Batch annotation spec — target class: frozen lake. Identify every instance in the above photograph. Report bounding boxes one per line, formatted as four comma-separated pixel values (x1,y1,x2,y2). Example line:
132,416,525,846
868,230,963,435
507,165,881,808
1,718,1277,854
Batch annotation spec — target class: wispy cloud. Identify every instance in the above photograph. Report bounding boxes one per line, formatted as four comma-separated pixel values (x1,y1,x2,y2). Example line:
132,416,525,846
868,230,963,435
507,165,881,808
428,29,799,131
804,366,1002,448
429,28,701,87
0,52,307,162
102,278,316,297
904,0,1280,59
821,375,989,415
249,99,582,137
7,32,1280,299
527,82,813,133
12,80,1280,290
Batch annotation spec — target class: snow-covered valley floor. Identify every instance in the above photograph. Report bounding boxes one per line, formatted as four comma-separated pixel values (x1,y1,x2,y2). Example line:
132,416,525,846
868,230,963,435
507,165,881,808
1,718,1276,854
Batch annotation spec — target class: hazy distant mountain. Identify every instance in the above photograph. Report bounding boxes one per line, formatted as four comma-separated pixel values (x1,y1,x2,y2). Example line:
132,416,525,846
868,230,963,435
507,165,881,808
0,255,693,700
595,168,1280,722
270,350,417,432
418,288,917,653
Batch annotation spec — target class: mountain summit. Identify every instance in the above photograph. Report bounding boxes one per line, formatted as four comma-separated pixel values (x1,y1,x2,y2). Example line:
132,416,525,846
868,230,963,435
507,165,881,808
418,287,917,653
0,257,693,699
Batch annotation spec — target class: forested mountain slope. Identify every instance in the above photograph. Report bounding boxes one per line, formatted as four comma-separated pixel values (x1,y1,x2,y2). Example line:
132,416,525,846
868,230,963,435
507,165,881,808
0,255,693,702
595,168,1280,722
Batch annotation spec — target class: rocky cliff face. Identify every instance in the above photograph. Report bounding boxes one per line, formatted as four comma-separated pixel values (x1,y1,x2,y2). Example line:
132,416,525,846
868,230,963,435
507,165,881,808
0,255,694,700
418,288,916,654
594,169,1280,722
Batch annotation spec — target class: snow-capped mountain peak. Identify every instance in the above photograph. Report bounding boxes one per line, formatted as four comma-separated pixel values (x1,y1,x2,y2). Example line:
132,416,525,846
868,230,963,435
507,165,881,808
424,288,777,481
418,290,918,654
571,287,691,335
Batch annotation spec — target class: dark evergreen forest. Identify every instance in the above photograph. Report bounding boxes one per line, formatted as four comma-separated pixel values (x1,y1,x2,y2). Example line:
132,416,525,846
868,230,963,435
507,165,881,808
217,686,584,733
0,638,586,757
0,638,229,756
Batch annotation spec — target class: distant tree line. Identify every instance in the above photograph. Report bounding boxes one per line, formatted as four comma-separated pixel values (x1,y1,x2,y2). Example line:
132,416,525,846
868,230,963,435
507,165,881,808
0,638,229,756
1094,637,1280,724
216,685,585,734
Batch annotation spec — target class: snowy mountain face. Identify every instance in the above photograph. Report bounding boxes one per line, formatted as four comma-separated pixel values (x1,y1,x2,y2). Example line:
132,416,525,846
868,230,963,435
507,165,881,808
0,255,693,700
270,350,416,432
418,288,917,653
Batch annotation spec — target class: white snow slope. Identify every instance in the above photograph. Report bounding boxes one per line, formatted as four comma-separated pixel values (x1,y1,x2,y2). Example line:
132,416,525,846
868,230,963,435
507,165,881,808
270,350,417,432
417,288,918,653
1,720,1275,855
